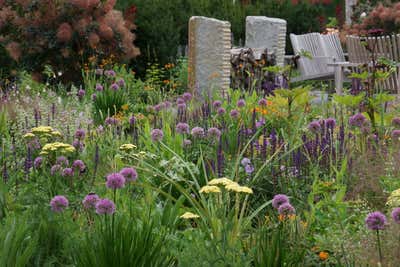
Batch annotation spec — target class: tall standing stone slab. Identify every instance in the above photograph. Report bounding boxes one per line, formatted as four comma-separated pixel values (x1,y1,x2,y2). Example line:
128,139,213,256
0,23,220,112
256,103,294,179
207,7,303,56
245,16,287,66
345,0,358,25
188,16,231,95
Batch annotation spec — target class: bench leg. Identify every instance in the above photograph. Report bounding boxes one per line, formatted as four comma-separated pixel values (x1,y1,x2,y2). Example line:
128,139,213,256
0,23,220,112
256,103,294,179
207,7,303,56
334,66,343,95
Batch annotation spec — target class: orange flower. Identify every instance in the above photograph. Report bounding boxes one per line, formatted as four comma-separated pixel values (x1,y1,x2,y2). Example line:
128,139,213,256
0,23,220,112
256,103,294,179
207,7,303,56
319,251,329,261
121,104,129,111
163,80,170,84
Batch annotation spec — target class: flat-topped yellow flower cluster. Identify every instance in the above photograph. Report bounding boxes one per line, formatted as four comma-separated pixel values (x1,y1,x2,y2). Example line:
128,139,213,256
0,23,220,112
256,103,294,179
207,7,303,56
23,126,62,139
199,177,253,194
40,142,76,155
387,188,400,207
119,143,137,151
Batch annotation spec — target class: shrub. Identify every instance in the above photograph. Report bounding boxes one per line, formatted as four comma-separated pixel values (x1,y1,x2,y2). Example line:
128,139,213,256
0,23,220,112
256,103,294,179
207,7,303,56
0,0,140,84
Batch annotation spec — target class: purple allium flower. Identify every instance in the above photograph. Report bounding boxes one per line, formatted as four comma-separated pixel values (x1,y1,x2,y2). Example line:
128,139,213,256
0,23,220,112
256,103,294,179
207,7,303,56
106,173,126,189
241,158,251,167
151,129,164,142
75,129,85,140
176,98,185,105
365,211,387,230
191,127,205,138
51,164,61,175
104,70,116,77
105,117,119,126
50,195,69,213
129,116,136,126
110,83,120,91
164,101,172,109
183,139,192,147
278,203,296,215
95,83,104,91
237,99,246,108
230,109,239,119
391,130,400,141
77,89,85,98
256,119,265,129
272,194,289,209
72,160,86,172
245,164,254,174
213,100,222,109
95,68,104,75
34,157,43,169
325,118,336,129
349,113,367,128
119,167,138,182
207,127,221,139
154,104,163,112
97,125,104,133
217,107,226,115
392,117,400,128
182,92,192,102
62,168,74,177
117,78,125,87
73,139,84,151
176,122,190,134
56,156,69,166
95,198,116,215
308,121,321,133
392,208,400,224
177,103,187,110
258,98,268,106
91,93,97,101
82,193,100,210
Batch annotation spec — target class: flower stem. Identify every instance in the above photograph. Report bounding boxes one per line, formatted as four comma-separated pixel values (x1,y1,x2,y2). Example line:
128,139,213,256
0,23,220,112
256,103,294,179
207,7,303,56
376,229,383,264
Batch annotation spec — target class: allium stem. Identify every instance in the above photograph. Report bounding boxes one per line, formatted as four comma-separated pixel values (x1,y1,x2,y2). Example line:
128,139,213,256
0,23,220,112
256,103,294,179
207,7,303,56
376,230,383,264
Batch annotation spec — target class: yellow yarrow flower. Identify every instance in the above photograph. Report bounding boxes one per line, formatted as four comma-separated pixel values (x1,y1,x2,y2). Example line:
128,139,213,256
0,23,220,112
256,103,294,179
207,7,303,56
23,133,35,139
119,144,137,151
199,185,221,194
208,177,235,186
225,183,253,194
41,142,76,154
180,212,200,219
387,188,400,207
51,131,62,137
31,126,53,134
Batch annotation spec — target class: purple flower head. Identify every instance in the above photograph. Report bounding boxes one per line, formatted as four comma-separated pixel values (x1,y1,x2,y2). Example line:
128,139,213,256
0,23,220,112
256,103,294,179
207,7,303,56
256,119,265,129
308,121,321,133
272,194,289,209
230,109,239,119
95,68,104,75
245,164,254,174
183,139,192,147
119,167,138,182
278,203,296,215
34,157,43,169
182,92,192,102
191,127,205,138
95,198,116,215
258,98,268,106
73,139,84,151
237,99,246,108
176,122,190,134
62,168,74,177
104,70,116,77
217,107,226,115
50,195,69,213
153,104,163,112
72,160,86,172
75,129,85,140
117,78,125,87
392,117,400,128
392,208,400,224
164,101,172,109
241,158,251,167
95,83,104,91
129,116,136,126
325,118,336,129
177,103,187,110
77,89,85,98
207,127,221,139
56,156,69,167
365,211,387,230
82,193,100,210
106,173,126,189
91,93,97,101
110,83,120,91
213,100,222,109
391,130,400,141
151,129,164,142
176,98,185,105
105,117,119,126
349,113,367,128
51,164,61,175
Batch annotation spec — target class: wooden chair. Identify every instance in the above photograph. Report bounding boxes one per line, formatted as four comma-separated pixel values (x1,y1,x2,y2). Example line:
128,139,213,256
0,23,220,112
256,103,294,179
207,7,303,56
289,32,346,83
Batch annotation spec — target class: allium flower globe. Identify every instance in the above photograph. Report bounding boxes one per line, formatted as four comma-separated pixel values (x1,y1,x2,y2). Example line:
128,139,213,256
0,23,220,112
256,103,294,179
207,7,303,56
106,173,126,189
72,160,86,172
365,211,387,230
95,198,116,215
34,157,43,169
278,203,296,215
237,99,246,108
392,208,400,224
308,121,321,133
151,129,164,142
176,122,190,134
272,194,289,209
82,193,100,210
207,127,221,139
191,127,205,138
50,195,69,213
349,113,367,128
119,167,138,182
62,168,74,177
212,100,222,109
